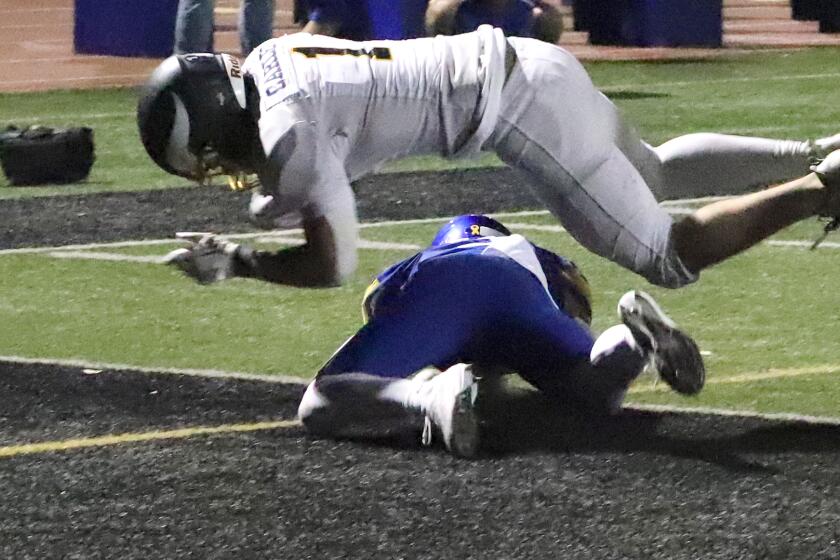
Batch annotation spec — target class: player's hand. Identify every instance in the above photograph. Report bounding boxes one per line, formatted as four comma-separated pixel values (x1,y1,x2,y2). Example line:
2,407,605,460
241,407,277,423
164,232,241,285
248,191,280,230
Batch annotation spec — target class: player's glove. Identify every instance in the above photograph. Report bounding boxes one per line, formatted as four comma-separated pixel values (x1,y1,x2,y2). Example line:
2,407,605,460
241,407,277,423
164,232,241,284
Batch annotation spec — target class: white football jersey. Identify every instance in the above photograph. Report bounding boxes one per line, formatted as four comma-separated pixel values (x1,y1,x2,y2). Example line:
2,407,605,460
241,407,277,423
242,26,507,180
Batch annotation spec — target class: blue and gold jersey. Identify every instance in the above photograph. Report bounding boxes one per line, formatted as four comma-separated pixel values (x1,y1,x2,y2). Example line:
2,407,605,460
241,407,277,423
322,234,594,379
362,234,591,325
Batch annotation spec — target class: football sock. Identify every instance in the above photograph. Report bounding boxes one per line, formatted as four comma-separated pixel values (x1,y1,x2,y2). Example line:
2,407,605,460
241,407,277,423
652,133,815,199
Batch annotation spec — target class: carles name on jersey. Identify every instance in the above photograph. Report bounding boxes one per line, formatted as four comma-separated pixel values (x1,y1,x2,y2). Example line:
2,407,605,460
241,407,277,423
259,45,287,97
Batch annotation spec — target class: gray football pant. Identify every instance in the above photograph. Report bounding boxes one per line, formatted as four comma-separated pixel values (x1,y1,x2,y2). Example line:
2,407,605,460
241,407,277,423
493,37,815,287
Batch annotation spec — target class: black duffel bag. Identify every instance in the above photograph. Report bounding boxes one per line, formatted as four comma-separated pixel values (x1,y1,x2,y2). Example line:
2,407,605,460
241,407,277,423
0,125,95,186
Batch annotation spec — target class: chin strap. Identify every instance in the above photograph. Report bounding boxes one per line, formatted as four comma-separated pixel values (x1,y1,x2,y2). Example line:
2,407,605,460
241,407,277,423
227,172,261,191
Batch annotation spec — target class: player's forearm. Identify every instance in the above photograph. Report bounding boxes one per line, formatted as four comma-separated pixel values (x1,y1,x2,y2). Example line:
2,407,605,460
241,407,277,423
232,212,351,287
233,244,342,287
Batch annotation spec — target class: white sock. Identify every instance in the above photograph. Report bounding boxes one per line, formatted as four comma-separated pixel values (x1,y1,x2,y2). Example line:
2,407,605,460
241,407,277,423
299,373,428,438
814,133,840,157
653,133,815,199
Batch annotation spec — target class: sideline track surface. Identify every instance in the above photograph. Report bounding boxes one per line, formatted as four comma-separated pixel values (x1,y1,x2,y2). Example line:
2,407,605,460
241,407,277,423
2,361,840,559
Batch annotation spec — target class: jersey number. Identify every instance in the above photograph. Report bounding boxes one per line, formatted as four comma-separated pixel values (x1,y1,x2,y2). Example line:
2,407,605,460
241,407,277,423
292,46,392,61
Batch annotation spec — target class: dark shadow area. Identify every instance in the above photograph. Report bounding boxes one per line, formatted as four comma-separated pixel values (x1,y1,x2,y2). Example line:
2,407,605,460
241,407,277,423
476,388,840,474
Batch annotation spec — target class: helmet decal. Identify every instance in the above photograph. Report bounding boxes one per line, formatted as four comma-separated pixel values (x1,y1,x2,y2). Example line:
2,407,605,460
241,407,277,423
220,54,247,109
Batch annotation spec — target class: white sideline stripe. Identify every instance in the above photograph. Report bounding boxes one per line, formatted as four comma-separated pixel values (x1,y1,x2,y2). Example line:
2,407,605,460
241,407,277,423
38,238,421,263
503,222,566,233
47,251,166,264
0,210,555,256
2,203,829,257
253,236,423,251
717,124,840,137
0,238,188,256
766,240,840,249
627,403,840,427
660,196,730,206
0,355,309,386
601,71,840,91
659,207,693,215
357,239,422,250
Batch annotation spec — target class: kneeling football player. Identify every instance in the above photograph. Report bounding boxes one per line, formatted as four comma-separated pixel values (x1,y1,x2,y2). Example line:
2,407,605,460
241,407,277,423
297,215,705,458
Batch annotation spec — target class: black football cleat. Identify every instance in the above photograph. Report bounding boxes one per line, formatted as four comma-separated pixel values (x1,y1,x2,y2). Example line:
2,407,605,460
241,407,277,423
618,290,705,396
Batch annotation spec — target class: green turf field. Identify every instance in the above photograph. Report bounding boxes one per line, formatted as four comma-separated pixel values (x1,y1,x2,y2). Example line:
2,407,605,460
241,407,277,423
2,48,839,197
2,211,839,416
1,48,839,418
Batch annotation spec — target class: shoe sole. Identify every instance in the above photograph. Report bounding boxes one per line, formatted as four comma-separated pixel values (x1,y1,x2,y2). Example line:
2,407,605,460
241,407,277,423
619,291,705,396
449,383,480,458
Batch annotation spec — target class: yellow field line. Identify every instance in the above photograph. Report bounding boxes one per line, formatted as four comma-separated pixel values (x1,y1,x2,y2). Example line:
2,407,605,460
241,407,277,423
0,419,301,459
630,364,839,394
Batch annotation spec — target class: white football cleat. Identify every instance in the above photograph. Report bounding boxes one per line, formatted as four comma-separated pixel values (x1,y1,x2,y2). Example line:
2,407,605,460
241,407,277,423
618,290,705,396
415,363,479,458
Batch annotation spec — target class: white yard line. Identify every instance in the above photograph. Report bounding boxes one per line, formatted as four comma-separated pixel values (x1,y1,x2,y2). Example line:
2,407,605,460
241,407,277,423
600,71,840,91
5,204,836,258
766,240,840,249
503,222,566,233
357,239,422,250
0,210,554,256
660,196,730,206
32,238,420,264
0,237,187,256
47,251,167,264
229,236,423,251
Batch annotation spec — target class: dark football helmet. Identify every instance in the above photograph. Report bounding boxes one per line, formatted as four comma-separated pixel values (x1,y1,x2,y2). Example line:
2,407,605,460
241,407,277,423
136,53,259,188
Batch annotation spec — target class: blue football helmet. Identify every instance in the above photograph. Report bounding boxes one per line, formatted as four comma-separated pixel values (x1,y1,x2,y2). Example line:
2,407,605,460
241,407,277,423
431,214,512,247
